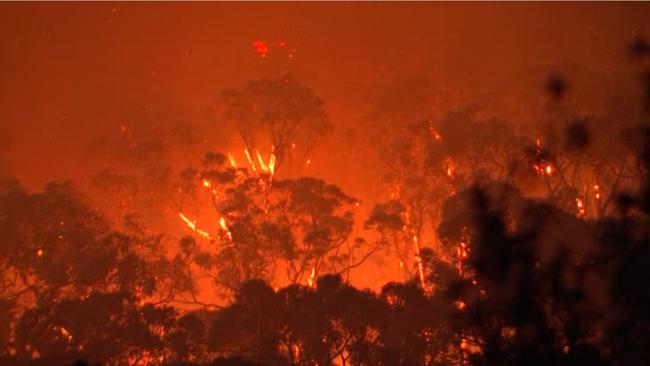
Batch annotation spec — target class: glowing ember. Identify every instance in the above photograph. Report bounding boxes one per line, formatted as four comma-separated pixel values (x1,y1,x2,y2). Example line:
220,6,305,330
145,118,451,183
594,184,601,200
545,164,553,175
252,39,290,58
252,40,269,57
455,300,467,311
534,162,554,176
36,249,43,257
244,149,257,173
446,158,455,178
576,197,586,217
457,241,470,275
59,326,72,341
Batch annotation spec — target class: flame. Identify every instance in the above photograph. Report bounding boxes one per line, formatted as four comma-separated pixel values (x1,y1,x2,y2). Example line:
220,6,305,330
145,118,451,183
532,139,555,176
227,152,237,168
307,267,316,288
268,153,276,175
219,217,232,241
36,249,43,257
242,147,276,179
256,150,269,172
202,179,211,188
305,159,311,167
244,149,257,173
178,212,211,239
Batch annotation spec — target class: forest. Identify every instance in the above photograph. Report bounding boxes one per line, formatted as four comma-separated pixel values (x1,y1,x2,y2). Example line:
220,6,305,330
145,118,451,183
2,4,650,365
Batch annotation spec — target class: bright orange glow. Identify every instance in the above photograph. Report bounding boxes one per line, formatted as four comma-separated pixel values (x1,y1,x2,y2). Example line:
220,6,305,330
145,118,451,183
460,338,482,354
534,162,554,176
59,326,72,341
252,40,269,57
268,153,276,175
36,249,43,257
455,300,467,311
307,267,316,288
227,152,237,168
413,236,428,292
576,197,586,217
545,164,553,175
429,125,443,141
219,217,232,241
202,179,211,188
594,184,601,200
446,158,454,178
256,150,269,172
244,148,257,173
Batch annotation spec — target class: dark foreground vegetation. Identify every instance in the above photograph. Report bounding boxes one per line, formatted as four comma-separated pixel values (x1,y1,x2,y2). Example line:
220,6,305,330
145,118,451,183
2,39,650,365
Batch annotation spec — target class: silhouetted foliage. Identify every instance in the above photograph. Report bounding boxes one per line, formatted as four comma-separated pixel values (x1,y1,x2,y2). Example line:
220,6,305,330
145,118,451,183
3,38,650,366
545,75,568,99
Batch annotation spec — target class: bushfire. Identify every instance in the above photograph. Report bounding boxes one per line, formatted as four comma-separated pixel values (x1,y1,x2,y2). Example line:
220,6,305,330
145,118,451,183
2,4,650,366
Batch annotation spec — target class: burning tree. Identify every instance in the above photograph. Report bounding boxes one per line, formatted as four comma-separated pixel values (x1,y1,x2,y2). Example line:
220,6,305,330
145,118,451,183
362,77,526,288
86,102,208,230
176,148,377,297
217,74,332,176
174,76,380,298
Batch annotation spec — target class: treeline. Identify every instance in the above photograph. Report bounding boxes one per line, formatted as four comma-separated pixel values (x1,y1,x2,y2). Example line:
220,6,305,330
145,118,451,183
2,170,650,365
1,39,650,365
